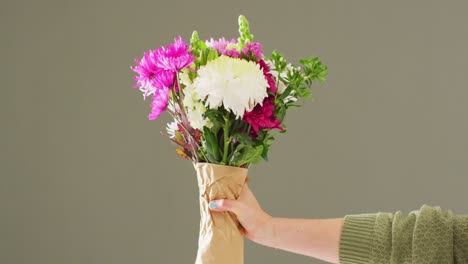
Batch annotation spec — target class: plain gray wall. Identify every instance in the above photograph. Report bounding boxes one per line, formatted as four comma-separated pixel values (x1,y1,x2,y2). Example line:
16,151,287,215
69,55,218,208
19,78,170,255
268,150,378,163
2,0,468,263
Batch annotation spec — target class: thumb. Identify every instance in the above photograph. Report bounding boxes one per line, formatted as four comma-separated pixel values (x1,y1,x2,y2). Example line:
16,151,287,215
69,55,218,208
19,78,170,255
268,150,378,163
209,199,242,215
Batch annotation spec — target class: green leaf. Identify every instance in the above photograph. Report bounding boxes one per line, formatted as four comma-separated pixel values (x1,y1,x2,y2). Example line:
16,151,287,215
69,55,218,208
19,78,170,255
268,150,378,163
231,145,263,167
299,56,328,83
278,86,294,101
261,133,275,160
268,50,287,72
203,127,221,162
204,109,224,134
232,132,255,145
228,143,245,164
207,48,219,62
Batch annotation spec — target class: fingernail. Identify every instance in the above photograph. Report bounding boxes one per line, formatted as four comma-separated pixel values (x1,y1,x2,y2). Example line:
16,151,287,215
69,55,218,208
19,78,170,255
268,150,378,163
209,201,217,209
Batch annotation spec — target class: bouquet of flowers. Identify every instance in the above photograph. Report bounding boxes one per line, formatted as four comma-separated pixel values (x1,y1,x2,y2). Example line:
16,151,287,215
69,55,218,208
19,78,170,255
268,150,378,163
131,15,327,264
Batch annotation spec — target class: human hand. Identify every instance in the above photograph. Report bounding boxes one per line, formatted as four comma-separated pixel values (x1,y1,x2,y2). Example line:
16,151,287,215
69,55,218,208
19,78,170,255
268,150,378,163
208,183,272,243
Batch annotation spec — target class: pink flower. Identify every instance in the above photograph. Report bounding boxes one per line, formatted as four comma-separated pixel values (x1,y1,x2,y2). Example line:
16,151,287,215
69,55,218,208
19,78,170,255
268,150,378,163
131,52,176,100
148,86,170,120
258,59,277,93
242,42,263,59
131,52,160,98
222,48,242,58
206,37,236,54
154,36,194,71
131,37,190,120
146,70,175,120
243,96,283,136
152,69,175,91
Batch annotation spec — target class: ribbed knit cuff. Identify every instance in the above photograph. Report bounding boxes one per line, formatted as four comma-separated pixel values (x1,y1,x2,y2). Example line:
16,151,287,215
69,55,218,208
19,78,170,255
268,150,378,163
339,214,378,264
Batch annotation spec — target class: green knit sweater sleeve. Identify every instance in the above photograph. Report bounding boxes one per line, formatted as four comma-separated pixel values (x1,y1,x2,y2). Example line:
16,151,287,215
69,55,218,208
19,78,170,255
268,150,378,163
339,205,468,264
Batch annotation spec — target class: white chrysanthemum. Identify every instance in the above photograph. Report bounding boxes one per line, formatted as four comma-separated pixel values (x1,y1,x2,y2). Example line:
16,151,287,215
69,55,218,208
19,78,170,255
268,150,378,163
166,119,178,138
266,60,298,103
187,106,209,130
180,72,199,109
180,72,212,130
193,56,269,118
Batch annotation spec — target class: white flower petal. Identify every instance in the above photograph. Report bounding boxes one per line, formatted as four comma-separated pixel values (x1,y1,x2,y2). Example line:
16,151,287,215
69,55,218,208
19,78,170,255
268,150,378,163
193,56,268,118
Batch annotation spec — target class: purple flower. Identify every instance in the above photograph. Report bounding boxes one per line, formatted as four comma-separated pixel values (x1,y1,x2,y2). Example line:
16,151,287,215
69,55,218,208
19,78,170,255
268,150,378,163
154,36,194,71
205,37,236,54
242,42,263,60
222,48,242,58
152,69,175,91
148,86,170,120
131,36,191,120
131,52,176,100
146,70,175,120
131,51,160,99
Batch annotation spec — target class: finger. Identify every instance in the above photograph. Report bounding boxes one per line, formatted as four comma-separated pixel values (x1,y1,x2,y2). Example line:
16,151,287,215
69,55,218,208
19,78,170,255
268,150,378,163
209,199,241,215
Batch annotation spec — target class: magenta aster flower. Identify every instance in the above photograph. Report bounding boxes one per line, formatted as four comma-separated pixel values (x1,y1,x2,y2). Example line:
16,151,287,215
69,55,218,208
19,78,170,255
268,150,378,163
152,69,176,91
223,48,242,58
131,52,177,100
205,37,236,54
243,96,283,136
258,59,277,93
154,36,194,71
148,86,170,120
131,51,160,99
242,42,263,59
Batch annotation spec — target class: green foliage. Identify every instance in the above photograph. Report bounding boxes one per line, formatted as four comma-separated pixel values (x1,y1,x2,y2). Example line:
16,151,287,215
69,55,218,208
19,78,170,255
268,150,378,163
270,51,287,73
286,68,312,100
202,127,221,163
237,15,254,47
299,56,328,84
232,132,255,146
190,31,206,59
259,132,275,161
267,51,328,104
230,144,263,167
189,30,218,69
204,109,224,133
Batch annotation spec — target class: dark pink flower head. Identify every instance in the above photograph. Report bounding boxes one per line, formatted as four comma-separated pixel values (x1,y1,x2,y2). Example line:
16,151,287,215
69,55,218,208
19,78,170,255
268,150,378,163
258,59,277,93
206,37,236,54
222,48,242,58
154,36,194,71
242,42,263,60
243,96,283,137
148,86,170,120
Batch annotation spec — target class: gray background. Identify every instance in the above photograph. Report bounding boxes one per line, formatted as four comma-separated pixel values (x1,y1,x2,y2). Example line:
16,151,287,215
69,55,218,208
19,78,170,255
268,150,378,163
2,0,468,263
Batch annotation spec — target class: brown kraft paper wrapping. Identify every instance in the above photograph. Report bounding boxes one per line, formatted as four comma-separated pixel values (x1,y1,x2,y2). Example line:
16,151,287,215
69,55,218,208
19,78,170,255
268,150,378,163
194,162,248,264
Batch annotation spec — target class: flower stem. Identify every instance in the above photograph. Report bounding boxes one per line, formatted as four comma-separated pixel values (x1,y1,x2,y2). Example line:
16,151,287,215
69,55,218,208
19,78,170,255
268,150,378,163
221,115,230,165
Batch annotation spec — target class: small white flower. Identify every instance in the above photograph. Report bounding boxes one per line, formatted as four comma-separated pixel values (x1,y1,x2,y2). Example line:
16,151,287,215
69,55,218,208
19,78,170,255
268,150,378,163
180,72,212,130
284,91,298,104
166,119,178,138
180,72,198,109
193,56,269,119
187,106,211,130
266,60,298,103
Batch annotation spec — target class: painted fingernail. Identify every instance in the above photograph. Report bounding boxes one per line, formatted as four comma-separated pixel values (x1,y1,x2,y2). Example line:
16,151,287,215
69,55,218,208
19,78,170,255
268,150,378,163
209,201,217,209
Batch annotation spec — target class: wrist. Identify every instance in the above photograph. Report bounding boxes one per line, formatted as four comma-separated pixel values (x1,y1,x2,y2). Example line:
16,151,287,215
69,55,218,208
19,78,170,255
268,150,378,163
248,211,275,245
